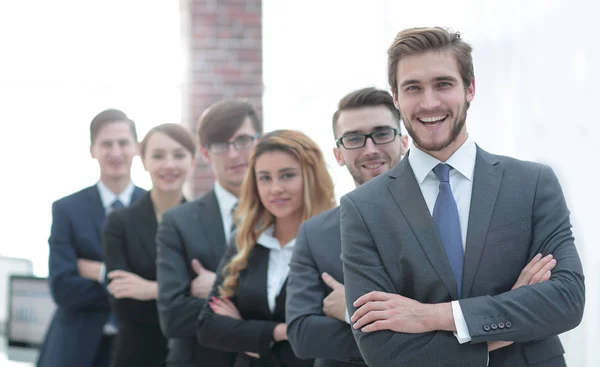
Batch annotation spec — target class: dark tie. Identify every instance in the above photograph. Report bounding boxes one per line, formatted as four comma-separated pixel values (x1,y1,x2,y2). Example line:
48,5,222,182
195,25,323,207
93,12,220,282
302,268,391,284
432,164,464,298
109,199,124,213
230,203,239,234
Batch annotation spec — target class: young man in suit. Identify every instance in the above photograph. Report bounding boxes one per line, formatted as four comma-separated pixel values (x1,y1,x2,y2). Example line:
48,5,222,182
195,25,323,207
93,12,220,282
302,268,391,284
286,87,408,367
341,27,585,366
156,99,263,367
37,109,146,367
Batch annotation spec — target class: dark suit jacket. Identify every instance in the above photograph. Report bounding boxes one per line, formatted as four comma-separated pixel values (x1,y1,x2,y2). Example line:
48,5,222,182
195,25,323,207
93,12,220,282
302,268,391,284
197,242,314,367
156,190,236,367
37,185,145,367
103,192,185,367
340,147,585,367
286,207,365,367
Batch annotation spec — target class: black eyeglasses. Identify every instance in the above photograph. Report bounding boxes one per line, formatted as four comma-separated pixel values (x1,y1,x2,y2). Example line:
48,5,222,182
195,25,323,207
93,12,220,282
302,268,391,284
336,127,400,150
208,134,259,154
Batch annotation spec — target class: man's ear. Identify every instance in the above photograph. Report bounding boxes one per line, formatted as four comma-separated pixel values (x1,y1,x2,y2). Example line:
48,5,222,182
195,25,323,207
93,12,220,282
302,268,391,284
90,145,95,159
199,146,211,164
333,147,345,167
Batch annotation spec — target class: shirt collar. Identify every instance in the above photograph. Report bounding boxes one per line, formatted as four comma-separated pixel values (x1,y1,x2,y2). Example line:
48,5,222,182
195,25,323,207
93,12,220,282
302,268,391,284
97,180,135,210
257,225,296,251
408,135,476,184
214,181,239,215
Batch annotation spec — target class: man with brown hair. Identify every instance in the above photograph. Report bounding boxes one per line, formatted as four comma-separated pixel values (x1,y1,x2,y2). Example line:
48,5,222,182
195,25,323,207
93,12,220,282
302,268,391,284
156,99,262,366
38,109,146,367
341,27,584,366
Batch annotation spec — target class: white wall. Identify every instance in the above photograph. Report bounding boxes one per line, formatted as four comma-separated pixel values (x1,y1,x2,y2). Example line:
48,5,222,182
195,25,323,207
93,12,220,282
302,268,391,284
263,1,598,365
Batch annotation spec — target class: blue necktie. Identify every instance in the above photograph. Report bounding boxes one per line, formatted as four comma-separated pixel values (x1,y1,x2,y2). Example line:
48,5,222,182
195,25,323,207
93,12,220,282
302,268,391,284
109,199,124,213
432,164,464,298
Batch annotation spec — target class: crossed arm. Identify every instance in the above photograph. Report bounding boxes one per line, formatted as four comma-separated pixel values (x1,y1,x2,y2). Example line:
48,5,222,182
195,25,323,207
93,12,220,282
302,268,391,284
340,166,585,366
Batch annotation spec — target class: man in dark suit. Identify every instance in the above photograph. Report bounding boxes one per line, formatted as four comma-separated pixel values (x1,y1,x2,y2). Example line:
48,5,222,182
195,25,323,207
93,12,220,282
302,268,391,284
286,87,408,367
341,27,585,367
37,109,146,367
156,99,263,367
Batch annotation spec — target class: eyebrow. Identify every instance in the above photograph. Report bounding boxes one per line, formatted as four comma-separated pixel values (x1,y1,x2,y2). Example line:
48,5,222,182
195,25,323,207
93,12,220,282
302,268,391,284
257,167,298,175
400,75,458,87
342,126,393,135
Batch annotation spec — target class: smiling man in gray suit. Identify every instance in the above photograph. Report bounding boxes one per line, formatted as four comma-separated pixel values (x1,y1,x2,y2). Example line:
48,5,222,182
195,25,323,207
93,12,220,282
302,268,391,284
286,87,408,367
341,27,585,367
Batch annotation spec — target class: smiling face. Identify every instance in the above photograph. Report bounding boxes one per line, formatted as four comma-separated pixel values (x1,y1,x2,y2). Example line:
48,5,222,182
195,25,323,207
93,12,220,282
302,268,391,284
142,132,196,193
333,106,406,186
255,150,304,221
90,121,137,182
394,50,475,161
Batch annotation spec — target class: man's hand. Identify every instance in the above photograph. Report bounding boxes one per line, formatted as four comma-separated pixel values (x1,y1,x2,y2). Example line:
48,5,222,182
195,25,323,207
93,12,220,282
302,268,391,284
511,253,556,290
351,291,452,333
107,270,157,301
321,272,347,322
190,259,216,299
209,297,242,319
273,323,288,342
77,259,103,282
488,253,557,351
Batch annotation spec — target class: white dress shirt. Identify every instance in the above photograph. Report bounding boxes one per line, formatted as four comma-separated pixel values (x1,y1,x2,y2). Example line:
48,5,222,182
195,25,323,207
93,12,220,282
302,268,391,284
407,136,476,344
97,179,135,212
256,226,296,313
214,182,239,246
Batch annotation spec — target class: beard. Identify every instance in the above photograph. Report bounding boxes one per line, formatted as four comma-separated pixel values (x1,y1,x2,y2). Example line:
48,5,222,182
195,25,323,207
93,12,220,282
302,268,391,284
347,152,401,186
402,102,467,152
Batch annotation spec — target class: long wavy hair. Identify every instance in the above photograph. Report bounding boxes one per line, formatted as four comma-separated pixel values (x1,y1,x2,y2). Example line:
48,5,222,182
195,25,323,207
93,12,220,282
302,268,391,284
219,130,336,298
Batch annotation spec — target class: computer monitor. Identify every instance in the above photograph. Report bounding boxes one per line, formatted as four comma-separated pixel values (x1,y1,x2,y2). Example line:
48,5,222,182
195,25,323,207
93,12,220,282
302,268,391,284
0,256,33,335
6,275,55,363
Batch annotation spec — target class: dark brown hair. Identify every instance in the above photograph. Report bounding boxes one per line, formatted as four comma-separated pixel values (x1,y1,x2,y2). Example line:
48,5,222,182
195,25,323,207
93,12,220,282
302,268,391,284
90,109,137,144
140,123,197,157
332,87,401,138
387,27,474,96
197,99,262,147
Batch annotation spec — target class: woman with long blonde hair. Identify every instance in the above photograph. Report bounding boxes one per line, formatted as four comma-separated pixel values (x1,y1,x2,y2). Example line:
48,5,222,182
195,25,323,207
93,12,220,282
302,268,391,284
197,129,336,367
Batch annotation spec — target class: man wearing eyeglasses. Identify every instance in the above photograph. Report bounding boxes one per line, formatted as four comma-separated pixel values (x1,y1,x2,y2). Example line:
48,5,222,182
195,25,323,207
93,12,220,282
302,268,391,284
156,99,262,367
286,87,408,367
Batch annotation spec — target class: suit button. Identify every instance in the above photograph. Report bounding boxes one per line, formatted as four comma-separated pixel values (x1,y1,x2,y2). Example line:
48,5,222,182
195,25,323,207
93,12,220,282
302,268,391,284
505,322,512,328
483,324,491,332
498,322,505,329
491,323,498,330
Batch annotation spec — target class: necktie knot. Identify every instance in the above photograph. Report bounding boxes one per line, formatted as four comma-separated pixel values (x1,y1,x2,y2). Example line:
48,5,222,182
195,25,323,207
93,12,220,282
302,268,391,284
433,163,451,183
111,199,124,210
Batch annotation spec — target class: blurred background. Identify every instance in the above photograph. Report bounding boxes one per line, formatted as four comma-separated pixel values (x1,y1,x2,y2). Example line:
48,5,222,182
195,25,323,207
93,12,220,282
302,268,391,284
0,0,597,365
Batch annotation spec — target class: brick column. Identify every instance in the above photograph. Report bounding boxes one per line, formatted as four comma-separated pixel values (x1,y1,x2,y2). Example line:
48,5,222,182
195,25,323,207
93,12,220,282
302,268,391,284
180,0,263,198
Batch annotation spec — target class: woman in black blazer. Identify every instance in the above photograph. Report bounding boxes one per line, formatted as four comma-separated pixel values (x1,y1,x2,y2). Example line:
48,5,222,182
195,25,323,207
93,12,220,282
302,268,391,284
102,123,197,367
197,130,336,367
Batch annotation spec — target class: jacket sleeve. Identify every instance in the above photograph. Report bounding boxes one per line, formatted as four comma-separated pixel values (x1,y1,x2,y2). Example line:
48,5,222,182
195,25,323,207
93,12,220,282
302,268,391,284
286,221,364,364
156,210,205,338
459,165,585,343
341,195,488,367
196,245,279,356
48,200,110,311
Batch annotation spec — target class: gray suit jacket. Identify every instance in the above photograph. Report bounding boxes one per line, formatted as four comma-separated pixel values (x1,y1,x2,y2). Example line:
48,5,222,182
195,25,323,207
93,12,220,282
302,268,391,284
156,190,235,367
286,207,366,367
340,147,585,367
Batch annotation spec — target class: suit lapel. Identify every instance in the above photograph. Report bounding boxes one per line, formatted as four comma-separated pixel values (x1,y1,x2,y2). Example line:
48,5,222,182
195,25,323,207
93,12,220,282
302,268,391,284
239,245,271,318
87,186,106,240
197,191,227,265
130,193,159,263
387,156,459,299
462,147,502,297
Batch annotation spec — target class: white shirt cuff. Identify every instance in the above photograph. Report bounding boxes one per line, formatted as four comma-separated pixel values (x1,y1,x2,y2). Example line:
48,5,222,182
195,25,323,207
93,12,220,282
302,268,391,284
98,263,106,284
451,300,471,344
344,307,352,324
